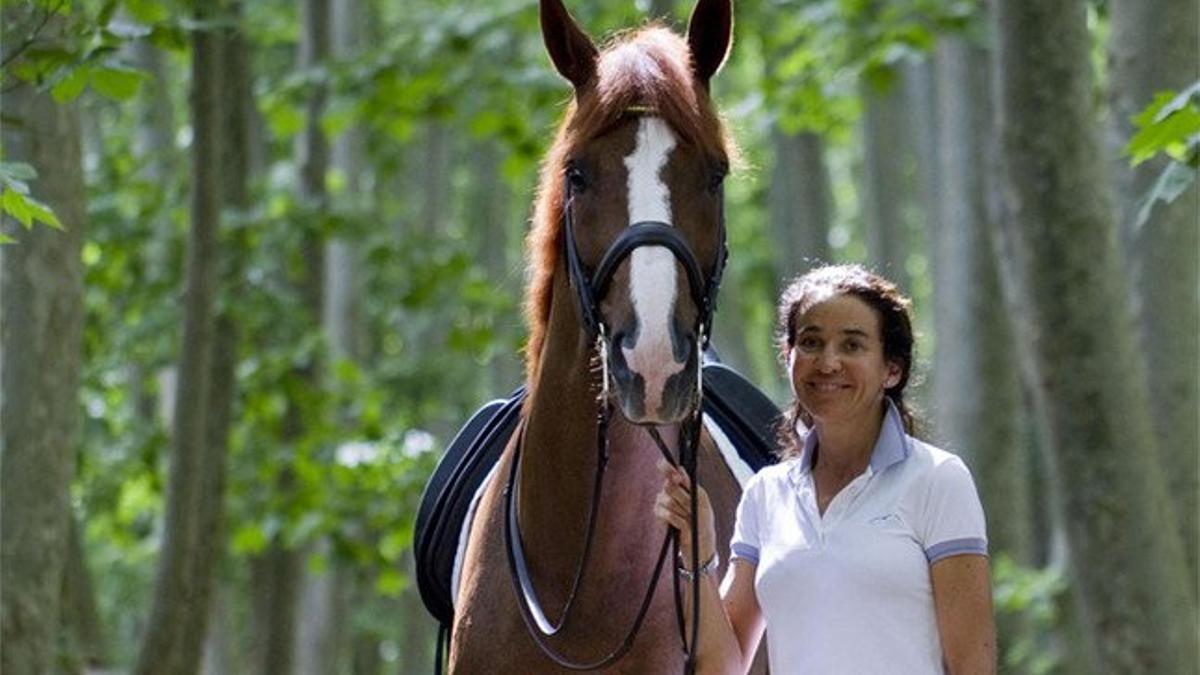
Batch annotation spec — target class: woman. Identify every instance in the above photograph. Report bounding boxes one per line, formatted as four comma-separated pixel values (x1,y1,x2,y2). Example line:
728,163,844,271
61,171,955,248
656,264,996,674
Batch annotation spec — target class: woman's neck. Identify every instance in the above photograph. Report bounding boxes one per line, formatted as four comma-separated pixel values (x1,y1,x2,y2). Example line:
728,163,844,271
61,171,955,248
811,402,886,477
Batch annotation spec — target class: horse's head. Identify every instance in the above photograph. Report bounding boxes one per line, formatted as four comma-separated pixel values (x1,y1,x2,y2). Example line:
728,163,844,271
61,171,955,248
534,0,733,425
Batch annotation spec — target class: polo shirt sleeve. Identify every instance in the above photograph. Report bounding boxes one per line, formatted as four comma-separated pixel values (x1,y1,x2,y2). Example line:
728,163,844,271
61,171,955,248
729,472,763,566
920,456,988,564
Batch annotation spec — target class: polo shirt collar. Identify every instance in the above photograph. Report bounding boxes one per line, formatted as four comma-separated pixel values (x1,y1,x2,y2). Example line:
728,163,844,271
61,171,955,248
788,398,911,486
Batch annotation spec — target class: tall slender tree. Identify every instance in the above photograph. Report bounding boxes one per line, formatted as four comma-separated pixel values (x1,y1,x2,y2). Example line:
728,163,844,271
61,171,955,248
295,0,364,669
988,0,1197,670
860,74,913,290
193,2,257,671
931,33,1035,662
0,17,87,674
1106,0,1199,594
931,35,1031,564
768,129,833,278
133,0,223,671
257,0,331,672
60,514,109,669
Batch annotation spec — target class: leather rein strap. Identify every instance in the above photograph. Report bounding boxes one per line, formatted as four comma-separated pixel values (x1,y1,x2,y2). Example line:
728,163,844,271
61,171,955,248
501,162,725,671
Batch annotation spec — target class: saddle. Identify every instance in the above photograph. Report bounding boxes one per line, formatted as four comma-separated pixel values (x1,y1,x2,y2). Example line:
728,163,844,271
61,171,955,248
413,360,780,630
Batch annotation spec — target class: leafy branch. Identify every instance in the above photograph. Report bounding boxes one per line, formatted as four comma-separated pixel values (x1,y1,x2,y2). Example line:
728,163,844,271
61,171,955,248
1127,81,1200,231
0,0,68,70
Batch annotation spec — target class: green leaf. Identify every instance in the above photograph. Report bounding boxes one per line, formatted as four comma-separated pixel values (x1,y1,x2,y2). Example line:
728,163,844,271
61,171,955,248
265,101,305,138
1128,83,1200,164
3,188,34,228
1134,161,1197,232
125,0,168,24
148,23,189,51
0,162,37,182
51,66,90,103
375,567,407,597
90,65,146,102
232,523,269,555
0,233,15,244
25,195,63,229
1151,82,1200,124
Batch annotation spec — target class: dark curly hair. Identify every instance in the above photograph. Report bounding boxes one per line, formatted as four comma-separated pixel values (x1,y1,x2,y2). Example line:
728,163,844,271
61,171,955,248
775,264,919,459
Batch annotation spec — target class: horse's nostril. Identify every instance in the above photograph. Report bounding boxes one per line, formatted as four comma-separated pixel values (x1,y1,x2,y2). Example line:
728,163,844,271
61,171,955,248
673,328,696,362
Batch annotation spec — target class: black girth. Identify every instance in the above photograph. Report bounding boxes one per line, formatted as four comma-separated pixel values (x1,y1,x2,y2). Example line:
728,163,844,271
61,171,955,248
502,161,726,672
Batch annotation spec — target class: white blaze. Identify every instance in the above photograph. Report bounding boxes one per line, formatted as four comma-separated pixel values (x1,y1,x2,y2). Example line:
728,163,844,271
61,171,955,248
623,117,684,416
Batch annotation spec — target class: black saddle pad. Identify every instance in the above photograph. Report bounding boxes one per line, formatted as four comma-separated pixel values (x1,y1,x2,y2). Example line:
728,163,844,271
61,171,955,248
413,362,779,627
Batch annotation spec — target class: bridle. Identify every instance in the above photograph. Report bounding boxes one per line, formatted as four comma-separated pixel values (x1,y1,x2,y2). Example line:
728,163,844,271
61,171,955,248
503,115,728,672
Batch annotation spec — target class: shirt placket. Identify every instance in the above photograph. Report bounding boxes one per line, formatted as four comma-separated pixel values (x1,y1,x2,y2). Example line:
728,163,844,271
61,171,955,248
795,474,826,547
820,470,873,535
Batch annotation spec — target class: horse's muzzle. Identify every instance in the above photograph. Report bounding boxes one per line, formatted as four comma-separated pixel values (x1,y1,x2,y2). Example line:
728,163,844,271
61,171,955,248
609,327,699,424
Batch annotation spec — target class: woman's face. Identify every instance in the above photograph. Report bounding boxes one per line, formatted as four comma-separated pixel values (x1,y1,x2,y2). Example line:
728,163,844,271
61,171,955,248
789,293,901,428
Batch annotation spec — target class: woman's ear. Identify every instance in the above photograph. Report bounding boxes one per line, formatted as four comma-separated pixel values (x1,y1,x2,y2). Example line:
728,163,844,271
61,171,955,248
884,361,902,390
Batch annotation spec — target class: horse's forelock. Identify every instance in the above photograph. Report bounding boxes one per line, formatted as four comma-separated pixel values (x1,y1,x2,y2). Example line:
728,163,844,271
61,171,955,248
523,25,731,386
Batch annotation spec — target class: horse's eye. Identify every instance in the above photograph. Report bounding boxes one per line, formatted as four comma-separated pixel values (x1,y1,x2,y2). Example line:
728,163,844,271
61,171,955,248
566,165,588,193
708,168,726,194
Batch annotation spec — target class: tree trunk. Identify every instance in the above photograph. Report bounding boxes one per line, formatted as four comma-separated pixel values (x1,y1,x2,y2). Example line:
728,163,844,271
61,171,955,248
931,37,1032,564
860,73,913,291
133,1,223,671
130,39,179,284
768,127,833,278
262,1,331,673
201,584,233,675
0,18,87,673
294,1,362,669
352,630,383,675
466,138,523,391
420,123,453,235
398,553,435,674
988,0,1198,670
903,58,939,265
193,4,256,668
59,513,109,670
1106,0,1199,596
931,35,1035,664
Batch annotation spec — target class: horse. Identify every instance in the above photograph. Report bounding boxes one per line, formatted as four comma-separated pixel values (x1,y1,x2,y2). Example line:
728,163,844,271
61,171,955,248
448,0,768,671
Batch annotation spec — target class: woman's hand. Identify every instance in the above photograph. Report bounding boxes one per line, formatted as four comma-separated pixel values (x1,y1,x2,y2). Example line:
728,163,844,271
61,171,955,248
654,459,717,565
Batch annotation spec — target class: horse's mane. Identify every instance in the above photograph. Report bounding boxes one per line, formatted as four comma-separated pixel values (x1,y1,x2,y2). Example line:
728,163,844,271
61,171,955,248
524,25,733,384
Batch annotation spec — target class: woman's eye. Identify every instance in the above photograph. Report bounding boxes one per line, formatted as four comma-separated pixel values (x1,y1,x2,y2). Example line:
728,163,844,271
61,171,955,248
798,337,821,351
843,341,863,353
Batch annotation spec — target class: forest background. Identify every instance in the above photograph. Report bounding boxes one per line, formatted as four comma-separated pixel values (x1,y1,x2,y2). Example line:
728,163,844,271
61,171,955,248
1,0,1196,673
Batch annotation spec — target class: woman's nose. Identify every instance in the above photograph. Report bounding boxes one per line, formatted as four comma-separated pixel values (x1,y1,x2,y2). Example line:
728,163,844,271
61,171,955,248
816,348,840,372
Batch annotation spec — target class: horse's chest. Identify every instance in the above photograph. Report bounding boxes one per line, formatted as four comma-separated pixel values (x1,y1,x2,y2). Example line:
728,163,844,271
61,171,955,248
450,460,685,673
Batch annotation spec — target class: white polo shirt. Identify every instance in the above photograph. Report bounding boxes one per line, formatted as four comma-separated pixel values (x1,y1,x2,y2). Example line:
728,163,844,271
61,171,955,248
730,400,988,674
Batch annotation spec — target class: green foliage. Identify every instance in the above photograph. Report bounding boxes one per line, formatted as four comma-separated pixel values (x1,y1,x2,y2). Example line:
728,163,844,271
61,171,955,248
744,0,979,137
50,0,1100,668
0,161,63,237
1128,82,1200,165
1,0,166,102
1127,81,1200,231
992,555,1069,674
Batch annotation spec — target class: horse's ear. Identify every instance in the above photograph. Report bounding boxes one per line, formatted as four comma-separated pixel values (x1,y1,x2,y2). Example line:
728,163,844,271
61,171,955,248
540,0,598,91
686,0,733,87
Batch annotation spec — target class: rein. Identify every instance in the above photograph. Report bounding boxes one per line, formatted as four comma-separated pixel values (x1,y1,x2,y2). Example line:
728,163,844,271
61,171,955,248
502,145,725,672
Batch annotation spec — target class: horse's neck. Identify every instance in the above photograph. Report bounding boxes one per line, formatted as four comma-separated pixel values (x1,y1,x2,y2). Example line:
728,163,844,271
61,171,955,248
517,279,678,588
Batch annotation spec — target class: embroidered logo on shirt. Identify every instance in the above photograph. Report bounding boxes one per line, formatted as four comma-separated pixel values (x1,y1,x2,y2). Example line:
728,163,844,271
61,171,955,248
868,513,900,526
